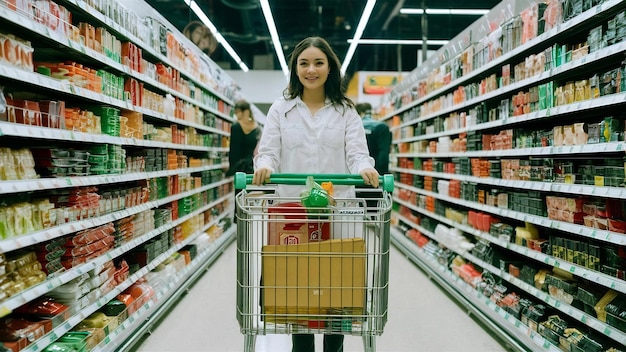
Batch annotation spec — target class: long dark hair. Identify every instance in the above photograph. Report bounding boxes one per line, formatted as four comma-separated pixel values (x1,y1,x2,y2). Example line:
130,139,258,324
284,37,354,109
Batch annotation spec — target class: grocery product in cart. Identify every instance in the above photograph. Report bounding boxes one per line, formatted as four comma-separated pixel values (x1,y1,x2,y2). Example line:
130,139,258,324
235,172,393,352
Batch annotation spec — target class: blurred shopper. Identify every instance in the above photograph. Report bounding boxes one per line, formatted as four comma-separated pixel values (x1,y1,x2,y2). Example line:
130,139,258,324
227,99,261,222
355,102,391,175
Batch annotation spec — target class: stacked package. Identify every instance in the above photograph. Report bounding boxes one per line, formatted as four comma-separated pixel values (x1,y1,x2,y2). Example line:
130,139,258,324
61,223,115,269
0,252,47,302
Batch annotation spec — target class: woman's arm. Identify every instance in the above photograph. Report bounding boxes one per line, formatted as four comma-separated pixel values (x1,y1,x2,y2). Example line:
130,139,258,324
253,101,282,184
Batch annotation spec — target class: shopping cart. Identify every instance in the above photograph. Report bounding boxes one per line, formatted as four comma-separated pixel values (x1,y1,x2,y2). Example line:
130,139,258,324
234,172,394,352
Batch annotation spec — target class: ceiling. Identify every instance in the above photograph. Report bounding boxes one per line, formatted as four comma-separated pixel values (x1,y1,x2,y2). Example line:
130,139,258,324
145,0,501,80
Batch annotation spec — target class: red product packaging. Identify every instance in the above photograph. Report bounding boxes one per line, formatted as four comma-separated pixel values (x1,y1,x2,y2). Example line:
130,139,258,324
267,202,330,245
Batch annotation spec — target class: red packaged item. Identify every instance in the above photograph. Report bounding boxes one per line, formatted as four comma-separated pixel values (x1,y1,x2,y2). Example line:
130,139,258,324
14,297,69,318
0,318,46,347
63,235,115,257
116,293,136,314
267,202,330,245
114,260,129,284
60,246,110,269
65,223,115,246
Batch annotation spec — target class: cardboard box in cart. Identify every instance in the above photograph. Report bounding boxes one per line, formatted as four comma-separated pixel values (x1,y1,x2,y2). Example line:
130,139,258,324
262,238,366,322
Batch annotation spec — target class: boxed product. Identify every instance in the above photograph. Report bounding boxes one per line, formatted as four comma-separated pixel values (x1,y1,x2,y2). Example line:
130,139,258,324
267,202,330,245
262,238,366,321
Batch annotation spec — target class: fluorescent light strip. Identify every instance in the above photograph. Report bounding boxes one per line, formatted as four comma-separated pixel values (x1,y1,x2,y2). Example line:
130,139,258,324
400,8,490,15
260,0,289,77
188,0,249,71
348,39,449,45
341,0,376,75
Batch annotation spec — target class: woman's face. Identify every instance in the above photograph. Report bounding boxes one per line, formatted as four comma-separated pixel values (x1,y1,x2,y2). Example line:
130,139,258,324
235,108,249,122
191,26,205,45
296,46,329,92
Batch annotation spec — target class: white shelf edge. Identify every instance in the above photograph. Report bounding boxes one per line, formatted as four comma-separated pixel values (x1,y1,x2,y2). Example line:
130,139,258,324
391,167,626,199
0,165,220,195
0,121,219,152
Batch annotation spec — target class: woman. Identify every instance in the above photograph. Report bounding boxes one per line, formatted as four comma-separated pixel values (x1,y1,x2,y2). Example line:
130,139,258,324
252,36,379,352
182,21,217,55
227,99,261,177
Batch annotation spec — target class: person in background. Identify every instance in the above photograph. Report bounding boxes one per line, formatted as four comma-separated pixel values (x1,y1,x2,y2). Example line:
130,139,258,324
252,36,379,352
227,100,262,221
355,102,391,175
183,21,217,55
227,100,262,177
355,102,391,213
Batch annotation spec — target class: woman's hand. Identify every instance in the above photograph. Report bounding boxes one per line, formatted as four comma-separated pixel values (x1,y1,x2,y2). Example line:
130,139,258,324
360,168,380,188
252,167,272,185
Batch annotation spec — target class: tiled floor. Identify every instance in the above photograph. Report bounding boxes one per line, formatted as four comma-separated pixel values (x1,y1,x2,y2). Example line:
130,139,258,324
134,241,508,352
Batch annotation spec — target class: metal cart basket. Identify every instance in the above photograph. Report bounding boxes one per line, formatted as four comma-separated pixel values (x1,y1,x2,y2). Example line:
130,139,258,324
234,173,394,352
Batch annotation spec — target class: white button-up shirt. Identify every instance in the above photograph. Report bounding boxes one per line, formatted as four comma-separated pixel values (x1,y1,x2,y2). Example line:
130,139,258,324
254,96,374,198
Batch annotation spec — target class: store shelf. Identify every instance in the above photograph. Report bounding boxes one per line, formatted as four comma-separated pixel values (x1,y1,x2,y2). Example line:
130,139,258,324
392,166,626,199
391,41,626,133
92,226,235,352
0,194,232,319
0,120,219,151
59,0,235,113
395,182,626,246
0,178,230,253
466,254,626,346
0,164,222,195
394,199,626,295
383,0,625,121
0,1,240,351
391,227,561,352
20,220,234,352
396,131,626,159
387,0,626,349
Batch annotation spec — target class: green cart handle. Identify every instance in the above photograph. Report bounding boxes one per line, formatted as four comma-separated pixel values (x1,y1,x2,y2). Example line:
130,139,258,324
234,172,394,192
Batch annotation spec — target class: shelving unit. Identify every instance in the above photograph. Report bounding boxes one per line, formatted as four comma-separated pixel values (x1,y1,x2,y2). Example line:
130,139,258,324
0,0,246,350
385,0,626,351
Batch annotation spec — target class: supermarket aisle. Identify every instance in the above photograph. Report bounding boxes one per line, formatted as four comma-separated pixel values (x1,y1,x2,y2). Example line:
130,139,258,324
134,240,508,352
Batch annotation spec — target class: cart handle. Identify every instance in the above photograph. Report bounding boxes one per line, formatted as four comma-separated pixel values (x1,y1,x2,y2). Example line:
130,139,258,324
234,172,394,192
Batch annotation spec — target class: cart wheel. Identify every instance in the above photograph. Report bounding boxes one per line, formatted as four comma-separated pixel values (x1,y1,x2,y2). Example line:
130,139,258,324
244,335,256,352
363,335,376,352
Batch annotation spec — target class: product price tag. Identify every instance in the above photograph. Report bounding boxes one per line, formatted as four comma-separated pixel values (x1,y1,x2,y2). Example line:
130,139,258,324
0,306,12,318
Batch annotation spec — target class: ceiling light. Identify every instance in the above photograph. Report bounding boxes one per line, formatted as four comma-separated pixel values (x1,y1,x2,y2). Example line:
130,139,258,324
348,39,449,45
187,0,249,72
260,0,289,78
400,8,490,15
341,0,377,75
